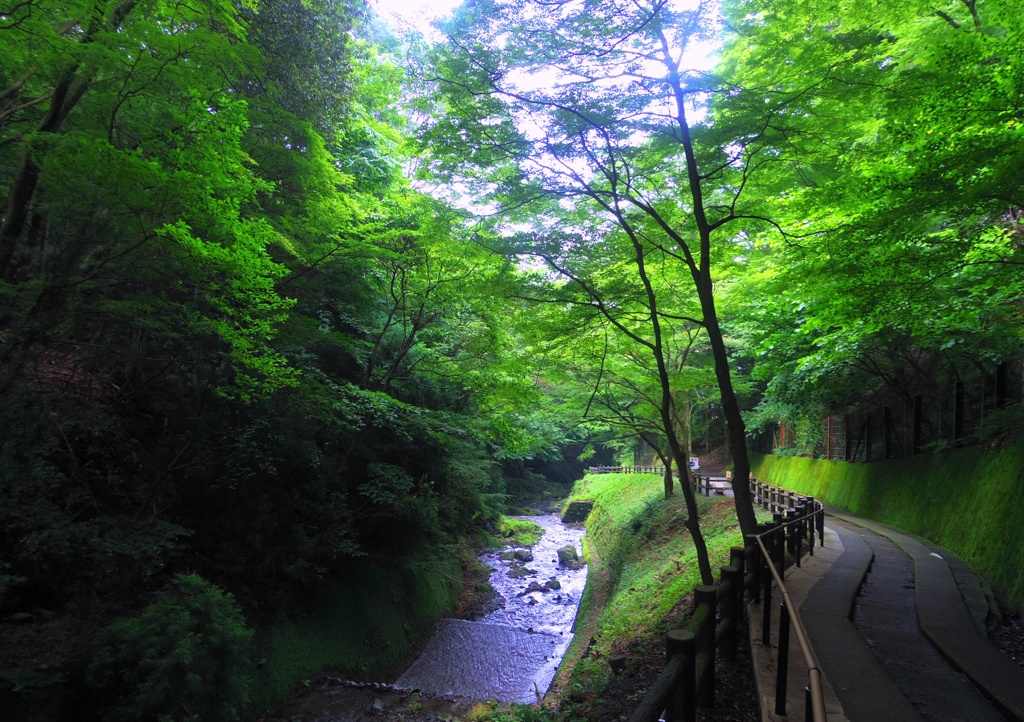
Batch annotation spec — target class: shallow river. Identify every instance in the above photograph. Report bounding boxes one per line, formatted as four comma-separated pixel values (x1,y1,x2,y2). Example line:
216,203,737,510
395,514,587,704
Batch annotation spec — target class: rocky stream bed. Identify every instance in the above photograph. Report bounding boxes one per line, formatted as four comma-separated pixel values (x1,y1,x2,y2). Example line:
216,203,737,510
268,514,586,721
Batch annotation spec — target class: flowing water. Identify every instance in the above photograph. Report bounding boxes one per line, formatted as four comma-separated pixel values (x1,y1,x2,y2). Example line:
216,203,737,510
395,514,587,704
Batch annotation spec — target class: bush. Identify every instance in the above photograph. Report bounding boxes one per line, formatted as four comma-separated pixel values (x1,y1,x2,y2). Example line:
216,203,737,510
88,573,255,722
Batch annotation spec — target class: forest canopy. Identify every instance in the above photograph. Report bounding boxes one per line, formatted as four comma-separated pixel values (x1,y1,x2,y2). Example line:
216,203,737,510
1,0,1022,717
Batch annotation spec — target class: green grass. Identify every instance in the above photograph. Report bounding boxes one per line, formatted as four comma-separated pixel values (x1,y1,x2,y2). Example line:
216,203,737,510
496,517,545,547
555,474,747,711
751,443,1024,610
395,473,752,722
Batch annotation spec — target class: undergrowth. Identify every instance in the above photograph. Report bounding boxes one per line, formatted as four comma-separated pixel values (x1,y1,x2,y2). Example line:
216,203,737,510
252,554,462,713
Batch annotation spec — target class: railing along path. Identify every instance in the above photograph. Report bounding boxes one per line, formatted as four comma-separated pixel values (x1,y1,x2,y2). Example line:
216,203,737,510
587,466,729,497
588,468,827,722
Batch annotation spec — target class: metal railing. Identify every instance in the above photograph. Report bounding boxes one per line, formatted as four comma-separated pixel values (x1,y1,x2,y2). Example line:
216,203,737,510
749,479,827,722
627,477,828,722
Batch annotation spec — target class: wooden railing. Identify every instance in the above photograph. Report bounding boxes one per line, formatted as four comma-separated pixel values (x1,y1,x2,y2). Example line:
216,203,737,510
588,465,675,475
586,465,728,497
626,476,828,722
749,480,827,722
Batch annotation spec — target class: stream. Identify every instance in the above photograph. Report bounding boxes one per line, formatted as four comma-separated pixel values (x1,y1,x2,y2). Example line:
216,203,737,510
395,514,588,704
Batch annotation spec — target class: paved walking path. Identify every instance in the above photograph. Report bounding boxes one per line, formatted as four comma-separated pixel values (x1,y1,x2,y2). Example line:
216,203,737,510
749,509,1024,722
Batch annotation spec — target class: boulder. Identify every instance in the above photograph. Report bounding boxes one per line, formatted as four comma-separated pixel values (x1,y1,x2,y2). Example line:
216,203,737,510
513,549,534,562
519,581,547,596
557,545,580,567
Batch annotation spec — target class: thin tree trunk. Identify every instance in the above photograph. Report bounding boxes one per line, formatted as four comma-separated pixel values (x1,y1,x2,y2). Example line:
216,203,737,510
697,285,757,537
617,205,714,583
657,24,758,538
0,0,137,278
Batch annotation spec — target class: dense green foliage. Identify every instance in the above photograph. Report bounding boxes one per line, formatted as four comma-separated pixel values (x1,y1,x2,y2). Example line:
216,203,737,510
252,555,462,708
4,0,1024,717
751,447,1024,611
723,0,1024,438
88,574,255,722
423,0,770,544
0,0,574,716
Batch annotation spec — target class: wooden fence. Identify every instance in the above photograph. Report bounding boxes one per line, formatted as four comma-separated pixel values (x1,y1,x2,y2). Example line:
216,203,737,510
621,476,827,722
588,465,674,475
586,466,729,497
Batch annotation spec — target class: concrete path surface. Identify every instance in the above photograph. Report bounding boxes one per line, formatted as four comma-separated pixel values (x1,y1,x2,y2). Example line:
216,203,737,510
749,509,1024,722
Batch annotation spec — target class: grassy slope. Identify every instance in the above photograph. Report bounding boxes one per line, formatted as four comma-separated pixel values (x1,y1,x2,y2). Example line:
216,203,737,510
252,555,463,712
750,444,1024,610
553,473,748,712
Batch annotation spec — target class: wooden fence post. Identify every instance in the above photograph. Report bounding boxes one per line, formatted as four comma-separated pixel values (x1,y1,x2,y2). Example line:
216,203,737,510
666,629,696,722
746,533,762,604
720,566,739,662
760,524,774,646
786,509,799,557
775,601,791,716
805,497,816,556
774,519,786,576
693,585,717,707
730,546,746,612
794,505,804,566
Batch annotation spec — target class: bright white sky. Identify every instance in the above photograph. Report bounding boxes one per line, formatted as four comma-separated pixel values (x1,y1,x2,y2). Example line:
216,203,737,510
372,0,719,71
371,0,464,38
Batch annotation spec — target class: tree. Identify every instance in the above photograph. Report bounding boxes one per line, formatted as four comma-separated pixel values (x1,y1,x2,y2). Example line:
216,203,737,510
718,0,1024,441
421,0,773,541
526,280,717,501
496,197,720,578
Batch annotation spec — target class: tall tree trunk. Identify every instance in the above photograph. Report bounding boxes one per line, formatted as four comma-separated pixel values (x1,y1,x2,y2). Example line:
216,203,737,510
673,389,695,494
641,434,673,500
617,205,714,583
0,0,137,278
696,284,757,537
0,69,78,277
658,24,758,538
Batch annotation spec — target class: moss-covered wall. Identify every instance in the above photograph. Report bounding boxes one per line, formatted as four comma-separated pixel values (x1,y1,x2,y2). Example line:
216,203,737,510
750,444,1024,610
252,554,463,712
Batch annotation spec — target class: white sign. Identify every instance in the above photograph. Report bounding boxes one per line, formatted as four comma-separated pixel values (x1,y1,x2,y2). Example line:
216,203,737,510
689,457,700,470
